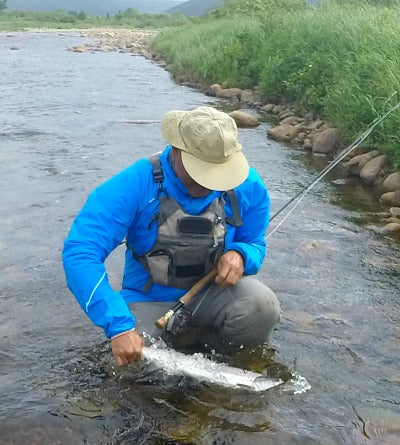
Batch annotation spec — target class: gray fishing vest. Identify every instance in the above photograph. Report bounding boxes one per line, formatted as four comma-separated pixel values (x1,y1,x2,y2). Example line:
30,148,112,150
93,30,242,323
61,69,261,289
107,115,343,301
127,153,243,291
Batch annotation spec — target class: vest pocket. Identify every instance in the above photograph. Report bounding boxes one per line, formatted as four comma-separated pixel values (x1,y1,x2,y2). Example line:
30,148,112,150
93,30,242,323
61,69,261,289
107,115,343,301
147,250,172,287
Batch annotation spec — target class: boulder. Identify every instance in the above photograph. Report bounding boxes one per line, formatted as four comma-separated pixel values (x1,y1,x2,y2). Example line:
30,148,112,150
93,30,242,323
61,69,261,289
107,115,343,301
382,172,400,192
383,222,400,234
380,189,400,206
228,110,259,128
342,150,381,175
312,128,338,154
267,124,299,142
360,154,390,185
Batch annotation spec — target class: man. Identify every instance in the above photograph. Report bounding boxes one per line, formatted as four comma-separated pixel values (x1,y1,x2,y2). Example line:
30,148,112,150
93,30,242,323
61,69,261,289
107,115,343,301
63,106,280,367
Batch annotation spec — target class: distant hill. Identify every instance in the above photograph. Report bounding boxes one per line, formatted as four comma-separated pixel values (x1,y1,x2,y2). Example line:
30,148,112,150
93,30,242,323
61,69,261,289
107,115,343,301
7,0,186,15
167,0,223,17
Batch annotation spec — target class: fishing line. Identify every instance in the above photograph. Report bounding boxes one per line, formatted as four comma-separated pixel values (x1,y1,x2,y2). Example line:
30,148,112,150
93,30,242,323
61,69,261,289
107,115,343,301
266,101,400,240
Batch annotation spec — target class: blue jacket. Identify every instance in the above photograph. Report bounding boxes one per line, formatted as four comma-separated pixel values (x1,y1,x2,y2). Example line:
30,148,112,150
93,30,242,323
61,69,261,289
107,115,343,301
62,146,270,338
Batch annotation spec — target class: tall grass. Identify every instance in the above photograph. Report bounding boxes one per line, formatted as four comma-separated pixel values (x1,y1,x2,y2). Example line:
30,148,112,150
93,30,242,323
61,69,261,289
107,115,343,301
152,1,400,165
153,18,265,88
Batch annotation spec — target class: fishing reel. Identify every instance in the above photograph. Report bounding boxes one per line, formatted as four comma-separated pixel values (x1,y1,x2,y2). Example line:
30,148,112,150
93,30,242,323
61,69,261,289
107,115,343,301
166,307,193,336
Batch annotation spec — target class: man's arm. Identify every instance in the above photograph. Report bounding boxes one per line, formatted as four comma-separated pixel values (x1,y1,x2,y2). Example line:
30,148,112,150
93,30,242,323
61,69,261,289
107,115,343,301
62,160,151,340
219,168,270,285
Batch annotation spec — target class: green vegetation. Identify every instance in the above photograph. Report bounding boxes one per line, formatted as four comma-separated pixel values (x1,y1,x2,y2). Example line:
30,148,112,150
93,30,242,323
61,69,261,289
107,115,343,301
0,8,190,31
152,0,400,165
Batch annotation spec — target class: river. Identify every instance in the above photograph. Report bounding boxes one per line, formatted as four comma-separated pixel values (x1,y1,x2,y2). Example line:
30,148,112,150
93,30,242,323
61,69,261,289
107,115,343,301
0,31,399,445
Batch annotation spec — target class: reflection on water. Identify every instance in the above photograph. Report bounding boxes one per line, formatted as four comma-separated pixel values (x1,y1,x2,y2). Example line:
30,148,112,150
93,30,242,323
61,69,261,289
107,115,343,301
0,32,399,444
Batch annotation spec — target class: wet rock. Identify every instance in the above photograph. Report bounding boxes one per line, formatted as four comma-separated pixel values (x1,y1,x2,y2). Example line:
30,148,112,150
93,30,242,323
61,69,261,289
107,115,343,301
380,189,400,206
228,110,259,128
312,128,339,154
240,89,257,104
360,154,390,185
385,217,400,224
10,46,20,50
272,104,283,114
342,150,381,175
341,146,368,162
304,118,324,131
279,110,294,120
383,222,400,233
303,138,313,150
382,171,400,192
297,132,306,141
71,46,86,53
332,178,350,185
390,207,400,217
267,124,299,142
280,115,304,125
208,83,222,96
208,83,242,100
376,212,391,219
261,103,274,112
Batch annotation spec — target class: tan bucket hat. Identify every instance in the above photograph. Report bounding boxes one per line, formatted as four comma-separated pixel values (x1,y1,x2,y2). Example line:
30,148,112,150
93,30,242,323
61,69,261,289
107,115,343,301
161,106,249,191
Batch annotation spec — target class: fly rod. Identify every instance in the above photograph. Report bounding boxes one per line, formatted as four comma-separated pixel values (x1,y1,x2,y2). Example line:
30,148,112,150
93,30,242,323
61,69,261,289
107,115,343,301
155,267,218,329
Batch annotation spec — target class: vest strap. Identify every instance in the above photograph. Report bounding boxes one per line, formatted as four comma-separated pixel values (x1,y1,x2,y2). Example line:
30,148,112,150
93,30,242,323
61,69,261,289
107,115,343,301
225,189,243,227
148,153,164,194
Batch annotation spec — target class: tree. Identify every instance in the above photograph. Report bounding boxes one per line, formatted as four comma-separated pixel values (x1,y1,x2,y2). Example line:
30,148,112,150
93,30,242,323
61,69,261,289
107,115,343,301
0,0,7,11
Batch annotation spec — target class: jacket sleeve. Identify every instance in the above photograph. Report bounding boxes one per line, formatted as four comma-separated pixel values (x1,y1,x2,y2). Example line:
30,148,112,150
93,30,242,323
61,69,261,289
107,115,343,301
62,161,149,338
225,170,270,275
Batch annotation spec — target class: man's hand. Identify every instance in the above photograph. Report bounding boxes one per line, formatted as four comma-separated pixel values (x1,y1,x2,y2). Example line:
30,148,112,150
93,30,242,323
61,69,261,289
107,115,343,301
111,330,144,366
215,250,244,288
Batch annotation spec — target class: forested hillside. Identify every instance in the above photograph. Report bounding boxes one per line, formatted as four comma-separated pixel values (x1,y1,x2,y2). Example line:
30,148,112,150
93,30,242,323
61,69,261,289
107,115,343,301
167,0,223,16
6,0,185,15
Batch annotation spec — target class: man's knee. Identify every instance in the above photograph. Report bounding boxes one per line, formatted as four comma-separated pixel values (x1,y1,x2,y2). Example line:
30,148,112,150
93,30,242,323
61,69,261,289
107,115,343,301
219,277,280,345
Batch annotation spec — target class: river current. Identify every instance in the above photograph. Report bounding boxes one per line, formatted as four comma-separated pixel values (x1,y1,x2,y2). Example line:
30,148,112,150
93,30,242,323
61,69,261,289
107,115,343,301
0,32,399,444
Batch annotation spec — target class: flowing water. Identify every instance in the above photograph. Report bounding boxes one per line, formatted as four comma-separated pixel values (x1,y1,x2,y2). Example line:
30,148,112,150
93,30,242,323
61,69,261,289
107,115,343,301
0,32,399,445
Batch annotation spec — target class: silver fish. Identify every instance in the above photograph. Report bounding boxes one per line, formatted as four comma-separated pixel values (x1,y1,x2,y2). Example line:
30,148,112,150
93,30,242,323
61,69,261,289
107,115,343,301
141,345,283,392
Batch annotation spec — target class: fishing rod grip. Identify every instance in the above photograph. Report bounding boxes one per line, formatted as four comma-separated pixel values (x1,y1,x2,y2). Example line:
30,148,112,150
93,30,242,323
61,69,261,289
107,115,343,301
155,267,218,329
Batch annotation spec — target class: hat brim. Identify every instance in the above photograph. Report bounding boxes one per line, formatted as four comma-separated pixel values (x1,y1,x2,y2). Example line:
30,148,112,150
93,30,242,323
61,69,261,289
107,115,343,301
181,149,249,191
161,110,187,150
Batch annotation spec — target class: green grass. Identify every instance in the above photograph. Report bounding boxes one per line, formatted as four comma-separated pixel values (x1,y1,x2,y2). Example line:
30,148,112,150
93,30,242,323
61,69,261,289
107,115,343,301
0,9,190,31
152,1,400,166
